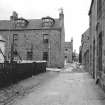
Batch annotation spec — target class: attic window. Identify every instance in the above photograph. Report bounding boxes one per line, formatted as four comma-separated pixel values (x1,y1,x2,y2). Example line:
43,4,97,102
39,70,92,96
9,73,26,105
16,18,29,27
42,16,55,27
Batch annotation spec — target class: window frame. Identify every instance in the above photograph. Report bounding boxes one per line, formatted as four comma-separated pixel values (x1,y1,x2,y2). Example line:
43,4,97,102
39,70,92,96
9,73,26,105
43,34,49,44
27,51,33,60
43,52,48,61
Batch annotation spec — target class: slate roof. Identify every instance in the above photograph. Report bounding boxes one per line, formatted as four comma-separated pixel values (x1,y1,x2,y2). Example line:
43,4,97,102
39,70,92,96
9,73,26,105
0,18,60,30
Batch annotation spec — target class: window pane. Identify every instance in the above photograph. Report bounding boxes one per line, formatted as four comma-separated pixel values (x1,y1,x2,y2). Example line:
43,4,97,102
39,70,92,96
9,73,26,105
27,51,33,60
13,34,18,40
43,52,48,61
43,34,49,43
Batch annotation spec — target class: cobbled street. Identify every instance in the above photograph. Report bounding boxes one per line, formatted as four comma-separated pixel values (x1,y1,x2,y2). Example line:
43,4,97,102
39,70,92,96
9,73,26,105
1,63,105,105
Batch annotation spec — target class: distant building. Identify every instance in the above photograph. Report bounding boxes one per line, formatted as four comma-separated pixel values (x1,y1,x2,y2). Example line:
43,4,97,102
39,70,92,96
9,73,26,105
81,29,89,71
0,10,65,68
72,50,79,62
64,39,73,63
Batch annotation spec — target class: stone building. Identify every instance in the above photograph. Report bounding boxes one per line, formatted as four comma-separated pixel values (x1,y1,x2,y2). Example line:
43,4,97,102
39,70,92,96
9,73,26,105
89,0,97,79
64,38,73,63
0,10,65,68
72,50,79,62
81,29,89,71
89,0,105,91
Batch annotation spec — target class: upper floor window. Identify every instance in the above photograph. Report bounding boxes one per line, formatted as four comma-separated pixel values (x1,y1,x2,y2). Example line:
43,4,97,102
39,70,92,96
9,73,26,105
43,34,49,43
13,34,18,48
13,34,18,41
13,49,18,56
97,0,102,19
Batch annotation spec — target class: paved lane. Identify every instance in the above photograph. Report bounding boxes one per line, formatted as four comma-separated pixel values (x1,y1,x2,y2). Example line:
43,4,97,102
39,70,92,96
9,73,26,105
12,69,105,105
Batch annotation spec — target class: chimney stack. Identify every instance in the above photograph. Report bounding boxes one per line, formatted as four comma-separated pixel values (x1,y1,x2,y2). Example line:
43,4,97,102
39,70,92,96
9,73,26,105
10,11,18,21
59,8,64,20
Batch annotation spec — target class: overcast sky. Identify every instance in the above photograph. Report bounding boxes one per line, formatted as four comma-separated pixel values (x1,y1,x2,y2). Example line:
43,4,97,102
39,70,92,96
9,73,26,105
0,0,91,53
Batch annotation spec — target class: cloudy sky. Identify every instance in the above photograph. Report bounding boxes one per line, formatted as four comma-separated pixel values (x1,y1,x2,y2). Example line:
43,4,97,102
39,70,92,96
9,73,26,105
0,0,91,53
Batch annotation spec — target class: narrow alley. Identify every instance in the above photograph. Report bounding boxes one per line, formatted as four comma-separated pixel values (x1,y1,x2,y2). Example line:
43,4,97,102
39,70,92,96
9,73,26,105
0,0,105,105
2,63,105,105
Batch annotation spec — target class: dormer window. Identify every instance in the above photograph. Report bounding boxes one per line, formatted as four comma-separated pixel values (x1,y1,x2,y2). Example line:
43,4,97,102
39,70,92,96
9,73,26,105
15,18,29,27
42,16,55,27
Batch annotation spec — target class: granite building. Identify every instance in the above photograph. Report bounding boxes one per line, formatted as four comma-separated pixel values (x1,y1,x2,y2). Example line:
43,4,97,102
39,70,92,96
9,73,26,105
0,10,65,68
89,0,97,79
81,29,89,71
89,0,105,91
64,38,73,63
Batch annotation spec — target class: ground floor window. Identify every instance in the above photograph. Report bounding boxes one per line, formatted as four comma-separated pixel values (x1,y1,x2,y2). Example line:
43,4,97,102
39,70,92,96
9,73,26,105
27,51,33,60
43,52,48,61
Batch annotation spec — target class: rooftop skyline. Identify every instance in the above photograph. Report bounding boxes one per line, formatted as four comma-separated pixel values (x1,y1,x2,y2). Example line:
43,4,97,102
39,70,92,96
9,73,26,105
0,0,91,53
